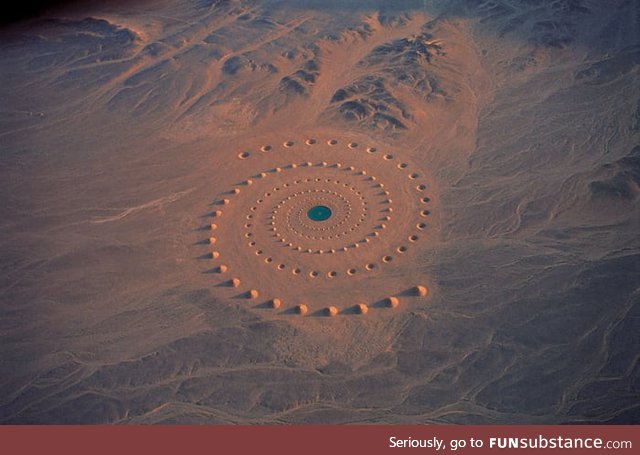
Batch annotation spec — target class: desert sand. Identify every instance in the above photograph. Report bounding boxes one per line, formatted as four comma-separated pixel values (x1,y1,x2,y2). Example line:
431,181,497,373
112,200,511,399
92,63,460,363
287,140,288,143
0,0,638,424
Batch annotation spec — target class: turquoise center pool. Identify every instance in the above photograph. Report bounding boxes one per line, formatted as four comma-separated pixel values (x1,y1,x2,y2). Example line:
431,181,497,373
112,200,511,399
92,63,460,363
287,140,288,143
307,205,332,222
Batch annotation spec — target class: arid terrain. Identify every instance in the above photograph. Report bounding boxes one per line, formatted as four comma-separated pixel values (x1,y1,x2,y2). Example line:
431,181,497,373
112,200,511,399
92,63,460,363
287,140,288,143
0,0,638,424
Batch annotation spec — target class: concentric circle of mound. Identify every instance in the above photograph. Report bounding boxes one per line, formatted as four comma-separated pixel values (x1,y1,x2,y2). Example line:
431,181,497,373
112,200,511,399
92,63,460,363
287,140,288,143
198,137,435,317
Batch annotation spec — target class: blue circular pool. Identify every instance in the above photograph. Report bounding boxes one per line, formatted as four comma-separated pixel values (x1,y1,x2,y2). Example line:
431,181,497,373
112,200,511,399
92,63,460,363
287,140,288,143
307,205,332,222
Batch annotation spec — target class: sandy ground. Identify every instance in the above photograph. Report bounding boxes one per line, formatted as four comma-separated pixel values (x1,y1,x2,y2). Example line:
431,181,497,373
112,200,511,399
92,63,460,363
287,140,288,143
0,0,638,424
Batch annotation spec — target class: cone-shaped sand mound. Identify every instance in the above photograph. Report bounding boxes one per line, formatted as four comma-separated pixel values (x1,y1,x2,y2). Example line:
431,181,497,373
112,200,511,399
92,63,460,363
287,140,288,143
199,137,435,318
